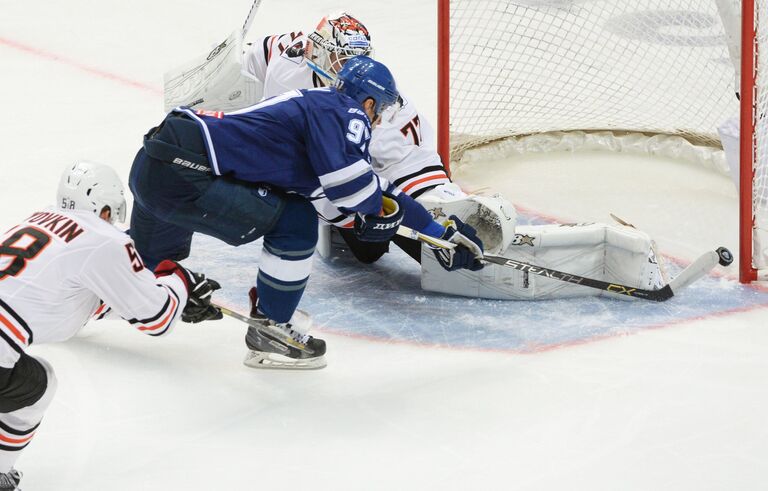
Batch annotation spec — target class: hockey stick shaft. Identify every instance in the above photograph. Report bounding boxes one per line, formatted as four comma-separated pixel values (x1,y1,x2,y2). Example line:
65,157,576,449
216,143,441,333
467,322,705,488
397,225,725,301
212,302,254,325
396,225,456,249
241,0,263,40
480,254,673,301
211,301,312,353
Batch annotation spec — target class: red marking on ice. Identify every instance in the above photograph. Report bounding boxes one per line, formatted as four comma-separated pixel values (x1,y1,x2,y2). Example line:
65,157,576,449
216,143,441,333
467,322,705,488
0,36,161,95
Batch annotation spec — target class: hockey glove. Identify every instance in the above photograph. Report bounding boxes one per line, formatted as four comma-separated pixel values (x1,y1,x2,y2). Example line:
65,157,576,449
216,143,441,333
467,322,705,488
154,260,223,323
433,215,485,272
353,191,404,242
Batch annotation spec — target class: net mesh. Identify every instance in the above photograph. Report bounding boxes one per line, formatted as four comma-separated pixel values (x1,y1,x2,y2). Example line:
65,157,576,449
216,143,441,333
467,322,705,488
448,1,739,159
755,0,768,269
447,0,768,274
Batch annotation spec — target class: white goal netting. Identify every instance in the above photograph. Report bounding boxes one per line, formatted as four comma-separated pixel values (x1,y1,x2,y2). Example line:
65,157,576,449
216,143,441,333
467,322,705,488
448,0,738,158
755,0,768,270
446,0,768,276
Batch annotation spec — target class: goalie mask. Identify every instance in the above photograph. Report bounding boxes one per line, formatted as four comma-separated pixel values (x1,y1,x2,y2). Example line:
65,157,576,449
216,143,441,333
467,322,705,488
306,12,373,83
57,161,127,224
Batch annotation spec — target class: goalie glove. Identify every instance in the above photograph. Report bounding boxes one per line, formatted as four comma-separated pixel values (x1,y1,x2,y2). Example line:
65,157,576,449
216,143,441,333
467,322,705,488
433,215,485,272
353,191,404,242
154,260,223,323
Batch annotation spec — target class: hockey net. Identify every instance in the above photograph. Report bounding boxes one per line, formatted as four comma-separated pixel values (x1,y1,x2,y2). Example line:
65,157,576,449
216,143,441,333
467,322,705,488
437,0,768,282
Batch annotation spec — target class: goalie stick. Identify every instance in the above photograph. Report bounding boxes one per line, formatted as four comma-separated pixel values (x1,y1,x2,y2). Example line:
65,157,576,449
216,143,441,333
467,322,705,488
396,225,733,302
240,0,262,42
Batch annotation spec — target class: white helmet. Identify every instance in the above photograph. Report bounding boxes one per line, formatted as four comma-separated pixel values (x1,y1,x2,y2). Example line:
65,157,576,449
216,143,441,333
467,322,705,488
57,161,127,224
305,12,373,82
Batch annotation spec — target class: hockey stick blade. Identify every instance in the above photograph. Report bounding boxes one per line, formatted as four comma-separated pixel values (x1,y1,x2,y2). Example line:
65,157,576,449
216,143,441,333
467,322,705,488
211,302,317,355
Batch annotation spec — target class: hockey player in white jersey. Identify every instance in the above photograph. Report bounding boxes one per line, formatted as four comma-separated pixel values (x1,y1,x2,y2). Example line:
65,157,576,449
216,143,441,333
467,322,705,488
0,161,221,490
163,10,672,300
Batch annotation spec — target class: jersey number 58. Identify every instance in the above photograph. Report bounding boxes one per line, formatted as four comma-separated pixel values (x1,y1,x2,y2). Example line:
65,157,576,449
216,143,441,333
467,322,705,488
0,227,51,281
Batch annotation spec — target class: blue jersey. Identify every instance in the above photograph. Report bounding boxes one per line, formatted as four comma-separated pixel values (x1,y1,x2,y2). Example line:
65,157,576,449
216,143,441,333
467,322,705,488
178,88,382,217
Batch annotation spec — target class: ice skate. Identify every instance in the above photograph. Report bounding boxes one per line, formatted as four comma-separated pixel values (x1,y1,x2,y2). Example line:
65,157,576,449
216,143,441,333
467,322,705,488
243,288,327,370
0,469,22,491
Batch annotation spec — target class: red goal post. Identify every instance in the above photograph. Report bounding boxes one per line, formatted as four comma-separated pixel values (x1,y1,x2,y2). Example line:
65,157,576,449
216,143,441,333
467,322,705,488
741,0,759,283
437,0,764,283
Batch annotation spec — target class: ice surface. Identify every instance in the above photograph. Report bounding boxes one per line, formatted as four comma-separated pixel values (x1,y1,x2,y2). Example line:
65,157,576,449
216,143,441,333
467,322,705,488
1,1,768,490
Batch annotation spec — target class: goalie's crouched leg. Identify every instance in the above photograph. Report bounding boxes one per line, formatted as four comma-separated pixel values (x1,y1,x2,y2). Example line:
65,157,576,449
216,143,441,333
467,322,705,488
0,352,57,473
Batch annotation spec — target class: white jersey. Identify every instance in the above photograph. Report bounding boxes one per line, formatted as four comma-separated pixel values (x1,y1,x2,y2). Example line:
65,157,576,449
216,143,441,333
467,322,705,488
243,32,450,200
0,209,187,365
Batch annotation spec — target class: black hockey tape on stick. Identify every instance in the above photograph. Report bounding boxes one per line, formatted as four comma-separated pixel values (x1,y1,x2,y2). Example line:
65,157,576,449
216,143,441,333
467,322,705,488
396,225,731,302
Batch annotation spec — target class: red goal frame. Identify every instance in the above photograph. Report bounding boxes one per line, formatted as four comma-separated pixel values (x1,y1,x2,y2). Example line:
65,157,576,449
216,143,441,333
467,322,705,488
438,0,761,283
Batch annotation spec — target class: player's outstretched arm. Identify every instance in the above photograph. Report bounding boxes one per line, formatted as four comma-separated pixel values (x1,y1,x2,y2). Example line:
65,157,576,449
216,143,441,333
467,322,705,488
81,240,221,336
154,260,223,324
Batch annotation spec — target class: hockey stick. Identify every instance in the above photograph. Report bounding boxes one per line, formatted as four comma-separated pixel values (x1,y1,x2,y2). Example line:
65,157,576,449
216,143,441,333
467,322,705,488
396,225,733,301
211,302,318,355
240,0,263,41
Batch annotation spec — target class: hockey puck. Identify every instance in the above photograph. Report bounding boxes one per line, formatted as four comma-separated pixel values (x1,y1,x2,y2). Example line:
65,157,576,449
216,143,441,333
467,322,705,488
716,247,734,267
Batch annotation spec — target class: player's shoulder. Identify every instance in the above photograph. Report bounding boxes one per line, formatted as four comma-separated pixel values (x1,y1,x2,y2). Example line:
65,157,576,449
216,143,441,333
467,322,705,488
303,88,365,114
258,31,307,65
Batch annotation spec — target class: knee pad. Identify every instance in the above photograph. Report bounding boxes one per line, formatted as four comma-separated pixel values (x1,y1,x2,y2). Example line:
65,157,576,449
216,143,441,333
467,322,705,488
0,354,55,414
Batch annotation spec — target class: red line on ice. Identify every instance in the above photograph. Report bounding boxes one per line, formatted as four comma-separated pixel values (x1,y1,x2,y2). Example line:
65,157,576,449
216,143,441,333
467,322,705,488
0,36,161,95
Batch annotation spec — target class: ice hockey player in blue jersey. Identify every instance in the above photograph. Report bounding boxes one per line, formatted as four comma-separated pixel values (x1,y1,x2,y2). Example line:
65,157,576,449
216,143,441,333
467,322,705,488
129,56,484,369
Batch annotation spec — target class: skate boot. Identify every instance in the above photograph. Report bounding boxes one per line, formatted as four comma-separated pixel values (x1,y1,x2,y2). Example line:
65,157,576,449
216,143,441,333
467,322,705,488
0,469,22,491
243,288,327,370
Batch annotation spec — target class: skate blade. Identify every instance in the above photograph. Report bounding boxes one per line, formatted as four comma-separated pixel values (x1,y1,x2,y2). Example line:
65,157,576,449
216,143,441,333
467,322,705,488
243,350,327,370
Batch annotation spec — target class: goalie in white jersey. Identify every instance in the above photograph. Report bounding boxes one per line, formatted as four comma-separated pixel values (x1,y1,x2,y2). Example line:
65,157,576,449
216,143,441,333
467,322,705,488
0,162,221,490
163,10,670,300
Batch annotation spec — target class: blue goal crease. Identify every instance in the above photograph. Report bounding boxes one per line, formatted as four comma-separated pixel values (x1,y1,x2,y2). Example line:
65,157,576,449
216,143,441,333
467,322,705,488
183,214,768,353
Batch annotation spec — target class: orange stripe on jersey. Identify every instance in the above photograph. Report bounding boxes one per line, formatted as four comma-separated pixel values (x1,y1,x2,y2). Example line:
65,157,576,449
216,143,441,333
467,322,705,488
267,35,278,63
94,303,108,316
401,173,449,194
0,313,27,344
137,295,178,332
0,431,35,445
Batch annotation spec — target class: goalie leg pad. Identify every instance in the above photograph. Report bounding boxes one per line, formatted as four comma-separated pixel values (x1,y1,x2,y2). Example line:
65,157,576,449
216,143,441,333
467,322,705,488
421,222,667,300
416,183,517,254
